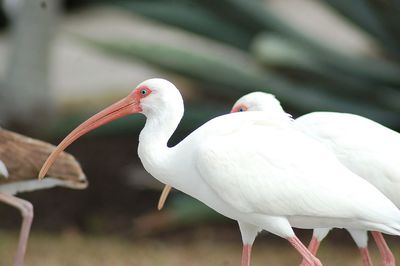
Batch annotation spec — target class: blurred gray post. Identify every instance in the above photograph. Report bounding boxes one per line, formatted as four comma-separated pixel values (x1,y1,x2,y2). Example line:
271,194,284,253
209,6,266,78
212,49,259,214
1,0,60,125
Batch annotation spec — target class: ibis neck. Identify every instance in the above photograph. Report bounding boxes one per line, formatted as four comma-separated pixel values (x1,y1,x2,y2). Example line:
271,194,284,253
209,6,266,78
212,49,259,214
139,113,180,148
138,107,183,182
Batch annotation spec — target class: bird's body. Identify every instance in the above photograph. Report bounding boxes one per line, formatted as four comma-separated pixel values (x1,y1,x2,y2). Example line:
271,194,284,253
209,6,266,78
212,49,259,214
0,128,87,193
147,111,400,233
39,79,400,266
231,91,400,266
296,112,400,207
295,112,400,266
0,128,87,266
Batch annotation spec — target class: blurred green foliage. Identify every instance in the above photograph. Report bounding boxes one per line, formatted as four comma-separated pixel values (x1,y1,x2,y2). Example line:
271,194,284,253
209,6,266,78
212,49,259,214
77,0,400,128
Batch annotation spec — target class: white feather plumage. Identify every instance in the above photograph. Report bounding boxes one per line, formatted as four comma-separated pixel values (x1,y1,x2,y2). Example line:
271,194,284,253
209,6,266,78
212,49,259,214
136,81,400,240
232,91,400,260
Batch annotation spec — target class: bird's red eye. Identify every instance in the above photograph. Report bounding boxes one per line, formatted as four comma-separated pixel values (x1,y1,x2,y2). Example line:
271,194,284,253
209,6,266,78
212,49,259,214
137,86,152,98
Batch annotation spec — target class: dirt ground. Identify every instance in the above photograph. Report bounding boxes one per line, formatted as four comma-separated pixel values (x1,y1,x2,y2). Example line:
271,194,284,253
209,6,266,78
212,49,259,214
0,230,399,266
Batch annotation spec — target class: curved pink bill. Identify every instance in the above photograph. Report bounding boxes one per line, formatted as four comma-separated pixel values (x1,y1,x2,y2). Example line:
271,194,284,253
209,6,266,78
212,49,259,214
38,94,141,179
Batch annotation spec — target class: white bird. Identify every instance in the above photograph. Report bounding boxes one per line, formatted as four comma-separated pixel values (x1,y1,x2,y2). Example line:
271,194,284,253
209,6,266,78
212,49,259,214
230,91,400,266
0,128,88,266
39,79,400,266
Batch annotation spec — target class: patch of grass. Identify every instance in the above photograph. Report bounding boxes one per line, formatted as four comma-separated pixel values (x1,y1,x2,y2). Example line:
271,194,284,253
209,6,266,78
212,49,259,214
0,230,398,265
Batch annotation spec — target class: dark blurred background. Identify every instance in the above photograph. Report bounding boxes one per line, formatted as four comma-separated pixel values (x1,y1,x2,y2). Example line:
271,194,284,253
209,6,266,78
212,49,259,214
0,0,399,265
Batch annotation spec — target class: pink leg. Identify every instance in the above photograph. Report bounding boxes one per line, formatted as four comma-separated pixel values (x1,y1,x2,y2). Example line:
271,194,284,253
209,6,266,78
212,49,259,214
241,244,252,266
0,193,34,266
371,231,395,266
299,236,321,266
288,236,322,266
307,236,321,255
359,247,373,266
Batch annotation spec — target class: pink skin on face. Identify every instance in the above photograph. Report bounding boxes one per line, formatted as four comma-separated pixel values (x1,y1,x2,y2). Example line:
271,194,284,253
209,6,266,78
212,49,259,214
230,104,248,113
136,86,152,102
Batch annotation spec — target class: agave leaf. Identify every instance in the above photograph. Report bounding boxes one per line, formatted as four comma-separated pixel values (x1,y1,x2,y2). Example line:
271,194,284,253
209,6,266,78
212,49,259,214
251,33,400,104
74,35,399,126
111,1,252,49
221,0,400,86
367,0,400,46
324,0,400,58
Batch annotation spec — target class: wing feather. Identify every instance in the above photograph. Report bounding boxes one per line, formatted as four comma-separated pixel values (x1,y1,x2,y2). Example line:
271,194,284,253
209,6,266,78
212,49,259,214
295,112,400,206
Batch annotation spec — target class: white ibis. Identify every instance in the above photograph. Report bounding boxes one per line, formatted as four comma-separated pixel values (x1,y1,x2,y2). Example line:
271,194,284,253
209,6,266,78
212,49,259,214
39,78,400,266
230,91,400,266
0,128,87,266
